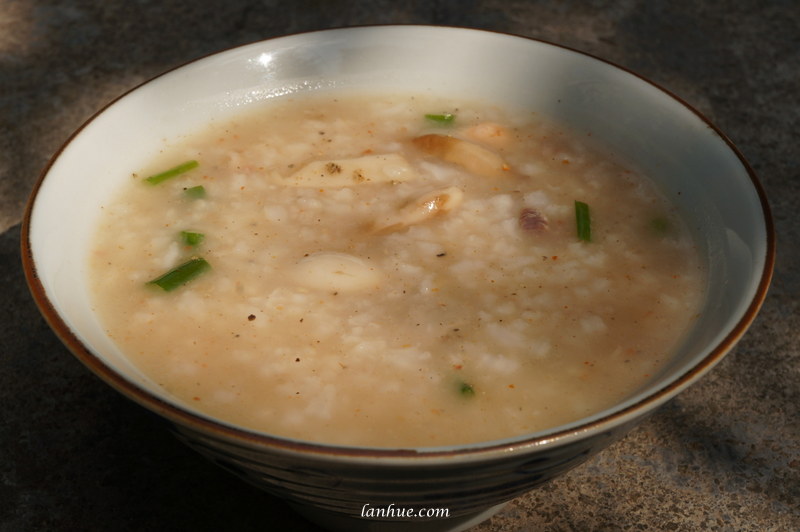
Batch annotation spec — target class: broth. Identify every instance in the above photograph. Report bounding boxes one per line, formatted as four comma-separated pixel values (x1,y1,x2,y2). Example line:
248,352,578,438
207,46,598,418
89,92,706,447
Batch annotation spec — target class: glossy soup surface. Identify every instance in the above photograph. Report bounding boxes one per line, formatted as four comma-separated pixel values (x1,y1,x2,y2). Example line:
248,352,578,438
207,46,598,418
89,92,706,448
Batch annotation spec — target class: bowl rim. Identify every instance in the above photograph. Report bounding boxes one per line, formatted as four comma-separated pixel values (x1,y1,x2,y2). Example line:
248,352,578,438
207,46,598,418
20,24,776,462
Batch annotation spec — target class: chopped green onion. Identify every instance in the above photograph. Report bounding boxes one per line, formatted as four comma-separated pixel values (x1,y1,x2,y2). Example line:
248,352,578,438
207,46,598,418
144,160,199,185
425,113,455,125
575,200,591,242
458,380,476,397
180,231,205,246
650,216,670,235
147,257,211,291
183,185,206,199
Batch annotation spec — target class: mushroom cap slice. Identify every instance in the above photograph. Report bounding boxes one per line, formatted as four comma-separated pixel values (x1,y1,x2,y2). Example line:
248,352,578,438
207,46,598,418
412,134,509,178
286,153,418,187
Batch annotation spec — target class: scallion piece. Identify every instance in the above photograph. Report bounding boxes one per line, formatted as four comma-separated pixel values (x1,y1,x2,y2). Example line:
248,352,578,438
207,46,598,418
575,200,591,242
147,257,210,291
458,381,476,397
180,231,205,246
144,160,199,185
425,113,455,125
183,185,206,199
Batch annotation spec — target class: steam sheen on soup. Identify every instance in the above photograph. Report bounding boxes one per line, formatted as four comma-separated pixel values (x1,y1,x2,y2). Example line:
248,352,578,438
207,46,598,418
89,92,706,448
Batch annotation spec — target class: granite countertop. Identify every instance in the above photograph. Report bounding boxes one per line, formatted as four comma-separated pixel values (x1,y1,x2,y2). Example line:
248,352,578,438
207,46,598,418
2,1,798,531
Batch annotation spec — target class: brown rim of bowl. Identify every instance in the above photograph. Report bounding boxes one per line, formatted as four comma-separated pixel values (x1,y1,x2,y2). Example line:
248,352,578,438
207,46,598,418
20,25,776,461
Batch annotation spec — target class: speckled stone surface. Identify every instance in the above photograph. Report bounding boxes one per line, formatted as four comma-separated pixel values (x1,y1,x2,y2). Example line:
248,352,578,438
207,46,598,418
2,1,798,531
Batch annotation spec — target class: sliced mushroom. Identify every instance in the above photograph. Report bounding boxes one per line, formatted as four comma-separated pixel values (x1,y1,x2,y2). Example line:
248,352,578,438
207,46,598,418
518,207,549,232
373,186,464,234
412,134,509,178
285,153,418,187
293,252,382,292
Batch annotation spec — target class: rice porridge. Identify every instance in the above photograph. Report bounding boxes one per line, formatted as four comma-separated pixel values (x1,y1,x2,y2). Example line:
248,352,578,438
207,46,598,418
89,92,706,448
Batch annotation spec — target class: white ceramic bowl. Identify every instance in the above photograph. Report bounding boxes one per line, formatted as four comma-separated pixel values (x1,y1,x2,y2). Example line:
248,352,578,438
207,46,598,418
22,26,774,531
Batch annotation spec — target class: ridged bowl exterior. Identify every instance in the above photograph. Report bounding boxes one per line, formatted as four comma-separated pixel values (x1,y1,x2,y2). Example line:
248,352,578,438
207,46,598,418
170,419,631,530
